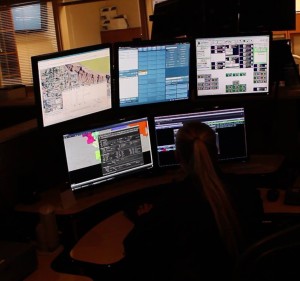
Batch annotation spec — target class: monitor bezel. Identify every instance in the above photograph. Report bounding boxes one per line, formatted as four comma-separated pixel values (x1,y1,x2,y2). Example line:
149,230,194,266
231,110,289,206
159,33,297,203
239,0,296,32
62,116,154,193
151,106,249,170
113,38,193,115
31,43,115,131
12,2,47,33
191,32,273,103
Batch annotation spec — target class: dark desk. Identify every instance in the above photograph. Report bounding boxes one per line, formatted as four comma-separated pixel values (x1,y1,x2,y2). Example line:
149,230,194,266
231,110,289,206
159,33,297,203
15,168,185,216
15,154,286,246
22,183,300,280
15,168,186,248
260,188,300,214
15,154,286,216
69,187,300,266
70,211,133,265
221,154,285,175
16,153,297,279
24,245,93,281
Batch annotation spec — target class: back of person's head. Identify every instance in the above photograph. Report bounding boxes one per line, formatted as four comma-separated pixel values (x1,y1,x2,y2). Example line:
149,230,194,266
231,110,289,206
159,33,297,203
175,121,243,260
175,121,218,173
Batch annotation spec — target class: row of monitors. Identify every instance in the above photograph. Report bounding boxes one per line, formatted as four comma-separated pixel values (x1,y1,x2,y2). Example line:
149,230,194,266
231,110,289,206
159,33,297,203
62,107,247,192
32,32,272,129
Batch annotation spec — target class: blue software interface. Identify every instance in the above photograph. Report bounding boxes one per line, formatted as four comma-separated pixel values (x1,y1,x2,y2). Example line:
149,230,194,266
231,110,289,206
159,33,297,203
117,41,190,107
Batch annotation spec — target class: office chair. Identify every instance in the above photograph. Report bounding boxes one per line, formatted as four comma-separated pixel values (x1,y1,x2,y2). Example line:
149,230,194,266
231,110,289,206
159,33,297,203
232,223,300,281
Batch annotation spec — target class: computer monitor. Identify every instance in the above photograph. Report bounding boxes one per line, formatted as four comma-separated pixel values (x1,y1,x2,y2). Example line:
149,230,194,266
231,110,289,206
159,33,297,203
239,0,296,32
62,117,153,192
150,0,189,40
153,107,247,168
12,2,47,33
31,43,113,128
150,0,238,40
194,33,271,99
114,38,191,110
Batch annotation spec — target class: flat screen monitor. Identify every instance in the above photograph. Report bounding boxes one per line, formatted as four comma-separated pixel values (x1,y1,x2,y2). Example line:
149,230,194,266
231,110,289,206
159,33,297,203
195,33,271,99
150,0,238,40
62,117,153,192
12,3,47,32
239,0,296,32
31,43,113,128
150,0,188,40
115,39,191,109
151,1,295,39
153,107,247,168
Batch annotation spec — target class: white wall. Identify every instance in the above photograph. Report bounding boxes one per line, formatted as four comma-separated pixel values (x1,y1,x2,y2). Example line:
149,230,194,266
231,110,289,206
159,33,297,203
61,2,103,49
297,0,300,11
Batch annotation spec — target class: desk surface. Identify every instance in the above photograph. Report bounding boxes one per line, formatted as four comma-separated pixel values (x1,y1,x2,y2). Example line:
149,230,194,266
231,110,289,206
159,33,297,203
70,211,134,265
24,245,93,281
15,168,185,216
24,170,300,277
260,188,300,214
69,188,300,266
221,154,285,175
15,154,286,216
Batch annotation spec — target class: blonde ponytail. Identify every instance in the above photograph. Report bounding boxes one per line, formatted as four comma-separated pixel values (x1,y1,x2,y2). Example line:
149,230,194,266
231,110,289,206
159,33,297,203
193,138,241,259
176,121,242,260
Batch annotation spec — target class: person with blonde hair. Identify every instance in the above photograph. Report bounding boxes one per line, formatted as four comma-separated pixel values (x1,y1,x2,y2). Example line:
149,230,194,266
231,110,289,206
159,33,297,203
175,121,243,259
121,120,264,281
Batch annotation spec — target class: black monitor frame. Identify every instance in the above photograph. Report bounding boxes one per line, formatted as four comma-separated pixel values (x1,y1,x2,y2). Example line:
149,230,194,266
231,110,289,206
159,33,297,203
151,107,248,169
150,0,239,40
239,0,296,32
113,38,192,116
192,32,272,103
150,1,296,39
31,43,114,130
62,116,154,193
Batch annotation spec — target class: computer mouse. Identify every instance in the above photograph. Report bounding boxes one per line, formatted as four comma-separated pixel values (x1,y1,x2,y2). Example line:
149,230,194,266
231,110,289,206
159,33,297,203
267,188,280,202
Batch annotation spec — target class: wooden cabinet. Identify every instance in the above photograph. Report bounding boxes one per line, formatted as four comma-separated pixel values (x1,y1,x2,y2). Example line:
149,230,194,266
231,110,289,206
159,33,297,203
0,7,21,86
100,27,142,43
